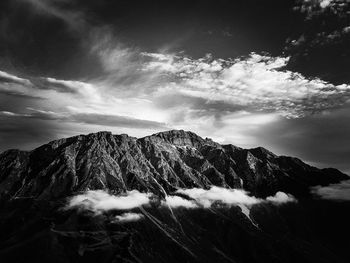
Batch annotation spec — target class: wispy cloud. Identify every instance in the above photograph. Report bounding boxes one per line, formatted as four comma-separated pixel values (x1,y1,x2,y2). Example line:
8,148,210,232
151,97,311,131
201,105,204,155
43,78,99,97
0,71,32,86
0,109,167,129
71,113,167,129
0,71,42,99
22,0,86,31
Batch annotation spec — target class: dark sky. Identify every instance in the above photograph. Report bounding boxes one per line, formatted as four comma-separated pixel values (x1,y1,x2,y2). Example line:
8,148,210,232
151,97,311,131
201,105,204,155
0,0,349,173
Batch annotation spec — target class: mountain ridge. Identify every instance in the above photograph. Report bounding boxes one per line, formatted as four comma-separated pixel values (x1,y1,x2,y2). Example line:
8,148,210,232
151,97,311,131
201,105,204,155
0,130,348,200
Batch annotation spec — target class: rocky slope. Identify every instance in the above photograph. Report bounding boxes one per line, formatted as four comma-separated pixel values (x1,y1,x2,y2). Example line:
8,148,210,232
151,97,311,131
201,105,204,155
0,130,347,200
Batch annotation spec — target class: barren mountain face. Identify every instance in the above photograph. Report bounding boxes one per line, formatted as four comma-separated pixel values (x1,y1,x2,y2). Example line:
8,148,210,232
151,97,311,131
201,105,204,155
1,130,347,200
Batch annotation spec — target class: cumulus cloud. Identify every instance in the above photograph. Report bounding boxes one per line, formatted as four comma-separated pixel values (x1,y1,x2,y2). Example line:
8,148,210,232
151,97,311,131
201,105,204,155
112,212,144,223
3,49,350,126
143,52,350,118
266,191,297,204
66,190,151,214
296,0,348,15
311,180,350,201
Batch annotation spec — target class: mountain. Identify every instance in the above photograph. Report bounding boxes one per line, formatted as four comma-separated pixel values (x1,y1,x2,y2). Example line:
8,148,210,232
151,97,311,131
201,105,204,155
0,130,347,200
0,130,349,263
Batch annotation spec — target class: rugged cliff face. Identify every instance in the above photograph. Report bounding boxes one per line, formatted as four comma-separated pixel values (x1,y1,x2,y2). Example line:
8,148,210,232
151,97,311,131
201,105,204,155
0,130,347,200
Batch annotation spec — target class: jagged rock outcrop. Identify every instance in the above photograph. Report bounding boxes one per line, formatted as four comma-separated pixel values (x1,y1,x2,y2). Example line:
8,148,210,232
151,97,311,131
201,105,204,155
0,130,348,199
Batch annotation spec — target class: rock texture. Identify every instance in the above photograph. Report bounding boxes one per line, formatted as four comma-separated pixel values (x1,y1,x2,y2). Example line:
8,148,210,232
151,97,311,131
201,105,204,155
0,130,348,200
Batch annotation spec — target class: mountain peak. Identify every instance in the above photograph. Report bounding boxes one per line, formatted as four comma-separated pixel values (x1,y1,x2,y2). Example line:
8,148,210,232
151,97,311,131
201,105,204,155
145,129,206,148
248,146,277,159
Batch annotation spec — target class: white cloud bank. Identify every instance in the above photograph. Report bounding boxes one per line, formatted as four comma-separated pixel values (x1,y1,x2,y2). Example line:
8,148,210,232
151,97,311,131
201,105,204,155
168,187,296,225
65,187,296,226
66,190,151,214
176,187,261,208
66,187,296,213
162,195,198,209
311,180,350,201
174,187,296,208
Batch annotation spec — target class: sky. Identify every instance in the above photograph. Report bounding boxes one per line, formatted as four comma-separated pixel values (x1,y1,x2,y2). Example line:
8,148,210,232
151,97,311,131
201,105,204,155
0,0,349,173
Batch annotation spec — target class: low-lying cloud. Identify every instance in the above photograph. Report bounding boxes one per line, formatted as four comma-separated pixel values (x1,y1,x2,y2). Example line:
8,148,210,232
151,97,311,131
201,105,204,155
112,212,144,223
65,187,296,225
162,195,198,209
311,180,350,201
266,191,297,204
175,187,296,208
66,190,151,214
66,187,296,215
176,187,261,208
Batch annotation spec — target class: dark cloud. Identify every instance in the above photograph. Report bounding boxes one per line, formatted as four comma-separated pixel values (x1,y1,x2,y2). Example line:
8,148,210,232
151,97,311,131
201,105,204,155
286,0,350,84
